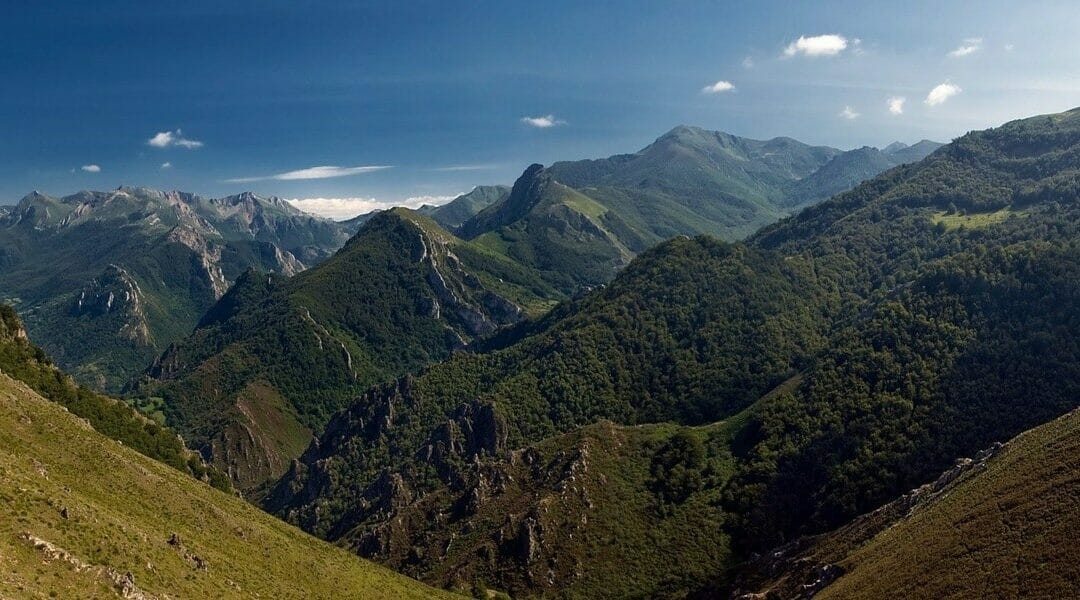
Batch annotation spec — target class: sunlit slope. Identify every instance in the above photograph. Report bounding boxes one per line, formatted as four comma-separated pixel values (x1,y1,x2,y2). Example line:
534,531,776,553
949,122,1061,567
0,372,453,599
730,408,1080,599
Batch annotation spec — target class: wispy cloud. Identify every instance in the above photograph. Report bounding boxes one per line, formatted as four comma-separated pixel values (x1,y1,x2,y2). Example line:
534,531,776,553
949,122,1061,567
1004,43,1015,52
521,114,565,128
160,162,172,169
288,193,460,220
81,164,101,173
838,105,860,120
742,56,755,69
701,80,735,94
948,38,983,57
887,96,906,115
147,129,203,149
925,82,962,106
225,165,391,184
783,34,848,57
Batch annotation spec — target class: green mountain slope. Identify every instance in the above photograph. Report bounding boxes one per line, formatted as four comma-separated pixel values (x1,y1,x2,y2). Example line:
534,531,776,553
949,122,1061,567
459,164,637,292
0,371,455,599
781,139,941,210
419,185,510,229
266,108,1080,597
0,187,349,391
0,304,228,490
136,208,562,492
546,126,842,242
725,407,1080,599
457,128,933,294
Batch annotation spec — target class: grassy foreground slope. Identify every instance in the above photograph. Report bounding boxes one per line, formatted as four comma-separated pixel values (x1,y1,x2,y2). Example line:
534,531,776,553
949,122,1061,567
0,372,453,599
726,408,1080,599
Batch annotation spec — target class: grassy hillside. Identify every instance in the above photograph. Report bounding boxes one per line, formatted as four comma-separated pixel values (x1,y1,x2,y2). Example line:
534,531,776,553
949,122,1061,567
0,371,455,599
726,408,1080,599
0,304,229,490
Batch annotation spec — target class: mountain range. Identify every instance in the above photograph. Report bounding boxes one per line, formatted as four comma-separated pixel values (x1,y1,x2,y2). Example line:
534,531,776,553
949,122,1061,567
0,187,352,392
3,116,1004,597
121,127,941,494
258,108,1080,597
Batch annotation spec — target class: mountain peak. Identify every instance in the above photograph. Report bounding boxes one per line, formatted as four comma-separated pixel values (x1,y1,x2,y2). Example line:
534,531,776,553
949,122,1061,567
457,163,551,239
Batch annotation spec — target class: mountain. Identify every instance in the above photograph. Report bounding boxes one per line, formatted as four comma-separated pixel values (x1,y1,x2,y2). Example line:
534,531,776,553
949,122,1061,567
338,185,511,233
456,128,938,293
419,185,510,229
545,125,842,241
724,407,1080,599
265,108,1080,597
781,138,942,210
885,138,945,164
135,208,563,492
0,369,454,599
457,164,638,292
0,187,350,391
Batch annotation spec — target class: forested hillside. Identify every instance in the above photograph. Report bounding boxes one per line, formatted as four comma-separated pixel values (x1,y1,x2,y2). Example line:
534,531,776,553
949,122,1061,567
722,407,1080,599
135,208,563,492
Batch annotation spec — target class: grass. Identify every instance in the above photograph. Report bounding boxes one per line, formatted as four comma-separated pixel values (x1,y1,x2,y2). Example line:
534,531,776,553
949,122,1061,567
738,406,1080,599
817,408,1080,599
0,372,457,599
930,206,1023,230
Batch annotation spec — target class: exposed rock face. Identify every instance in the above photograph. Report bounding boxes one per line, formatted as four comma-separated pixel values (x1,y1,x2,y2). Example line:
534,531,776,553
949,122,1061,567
268,395,607,597
409,218,524,340
72,264,152,346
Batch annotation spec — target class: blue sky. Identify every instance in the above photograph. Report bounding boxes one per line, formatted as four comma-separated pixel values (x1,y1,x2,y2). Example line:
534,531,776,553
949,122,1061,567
2,1,1078,218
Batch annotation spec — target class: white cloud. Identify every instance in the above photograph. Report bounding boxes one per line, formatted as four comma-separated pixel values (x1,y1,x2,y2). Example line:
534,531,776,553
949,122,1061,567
160,162,172,169
701,80,735,94
225,165,391,184
948,38,983,57
838,105,860,120
81,164,101,173
925,82,962,106
1004,43,1015,51
521,114,565,128
887,96,906,115
288,194,459,220
147,129,204,149
783,34,848,57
